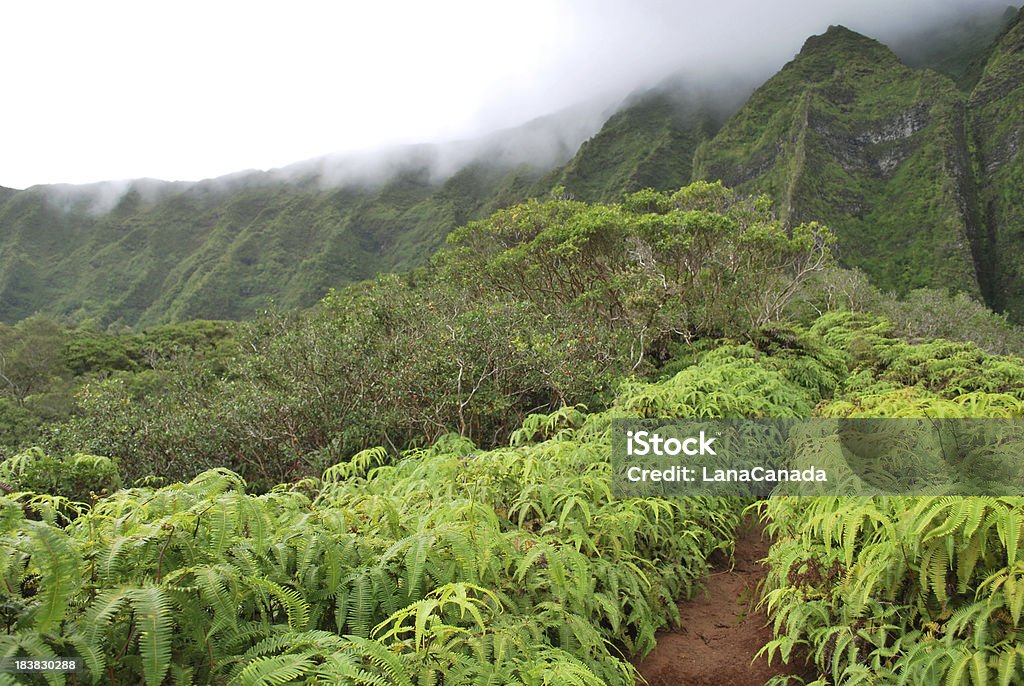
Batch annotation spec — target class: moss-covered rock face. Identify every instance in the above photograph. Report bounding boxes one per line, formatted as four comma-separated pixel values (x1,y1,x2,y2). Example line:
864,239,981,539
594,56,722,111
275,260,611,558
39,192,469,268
691,16,1024,322
694,25,982,300
969,8,1024,322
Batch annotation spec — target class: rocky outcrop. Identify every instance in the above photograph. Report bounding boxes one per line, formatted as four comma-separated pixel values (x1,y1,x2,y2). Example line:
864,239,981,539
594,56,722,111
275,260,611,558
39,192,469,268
809,103,930,178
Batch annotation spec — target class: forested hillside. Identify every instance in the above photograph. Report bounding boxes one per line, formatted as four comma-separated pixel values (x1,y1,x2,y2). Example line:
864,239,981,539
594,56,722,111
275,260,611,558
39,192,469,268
969,9,1024,319
0,162,543,327
695,26,982,297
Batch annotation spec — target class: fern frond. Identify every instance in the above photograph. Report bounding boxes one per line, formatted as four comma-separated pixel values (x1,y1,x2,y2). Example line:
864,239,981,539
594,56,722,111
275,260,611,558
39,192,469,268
231,653,316,686
130,587,174,686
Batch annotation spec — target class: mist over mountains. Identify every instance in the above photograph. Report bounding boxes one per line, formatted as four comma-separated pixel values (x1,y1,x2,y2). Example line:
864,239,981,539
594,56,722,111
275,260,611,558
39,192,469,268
1,2,1022,326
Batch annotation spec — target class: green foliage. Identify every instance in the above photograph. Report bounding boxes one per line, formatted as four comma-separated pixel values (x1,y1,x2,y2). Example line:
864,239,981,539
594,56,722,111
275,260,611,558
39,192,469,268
692,20,1024,322
755,312,1024,684
545,90,717,202
0,307,1021,684
0,385,750,684
808,312,1024,419
759,494,1024,685
53,275,621,486
47,184,834,487
441,182,833,348
617,351,816,418
0,448,121,504
0,317,68,404
793,267,1024,356
2,23,1023,679
0,316,238,457
0,161,543,327
968,7,1024,322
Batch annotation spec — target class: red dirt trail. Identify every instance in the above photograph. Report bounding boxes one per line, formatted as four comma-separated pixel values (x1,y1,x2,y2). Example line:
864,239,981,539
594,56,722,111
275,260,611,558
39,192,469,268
635,520,816,686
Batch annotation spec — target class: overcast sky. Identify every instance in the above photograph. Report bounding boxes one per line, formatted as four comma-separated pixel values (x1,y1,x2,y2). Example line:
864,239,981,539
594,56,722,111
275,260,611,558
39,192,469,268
0,0,1014,189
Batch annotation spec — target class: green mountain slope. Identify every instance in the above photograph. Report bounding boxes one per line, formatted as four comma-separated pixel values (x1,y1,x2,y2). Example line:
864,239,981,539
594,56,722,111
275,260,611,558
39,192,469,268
893,4,1019,90
543,88,723,202
968,7,1024,321
694,25,983,299
0,162,543,326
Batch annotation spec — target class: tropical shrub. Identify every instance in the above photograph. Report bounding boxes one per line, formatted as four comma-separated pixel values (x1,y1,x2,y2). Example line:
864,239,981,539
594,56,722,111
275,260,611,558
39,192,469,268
45,183,835,486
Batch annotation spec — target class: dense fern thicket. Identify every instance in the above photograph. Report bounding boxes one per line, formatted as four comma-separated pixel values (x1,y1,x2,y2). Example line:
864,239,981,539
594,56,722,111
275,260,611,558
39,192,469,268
1,305,1022,684
1,362,771,685
755,312,1024,686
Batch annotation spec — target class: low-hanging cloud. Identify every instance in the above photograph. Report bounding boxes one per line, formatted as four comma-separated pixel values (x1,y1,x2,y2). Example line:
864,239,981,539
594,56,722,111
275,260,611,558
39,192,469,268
474,0,1016,129
5,0,1017,208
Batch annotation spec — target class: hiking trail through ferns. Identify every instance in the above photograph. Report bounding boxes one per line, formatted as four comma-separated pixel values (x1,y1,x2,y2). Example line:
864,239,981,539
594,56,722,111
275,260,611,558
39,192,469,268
635,518,815,686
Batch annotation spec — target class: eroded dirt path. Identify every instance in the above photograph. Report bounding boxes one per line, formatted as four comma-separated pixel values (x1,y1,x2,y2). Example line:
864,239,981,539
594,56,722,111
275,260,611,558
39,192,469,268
635,519,815,686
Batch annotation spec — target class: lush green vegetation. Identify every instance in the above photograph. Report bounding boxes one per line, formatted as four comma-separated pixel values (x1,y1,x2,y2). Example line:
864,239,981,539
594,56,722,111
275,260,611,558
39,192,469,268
1,308,1020,685
0,163,544,327
694,25,984,300
541,90,720,203
7,187,1018,486
968,7,1024,321
0,318,236,457
0,180,1022,684
758,312,1024,686
13,183,828,488
0,423,743,685
1,12,1022,682
688,9,1024,321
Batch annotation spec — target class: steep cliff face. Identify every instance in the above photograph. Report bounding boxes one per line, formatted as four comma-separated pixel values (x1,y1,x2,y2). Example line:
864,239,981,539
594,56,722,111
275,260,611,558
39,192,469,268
694,26,982,298
969,7,1024,321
